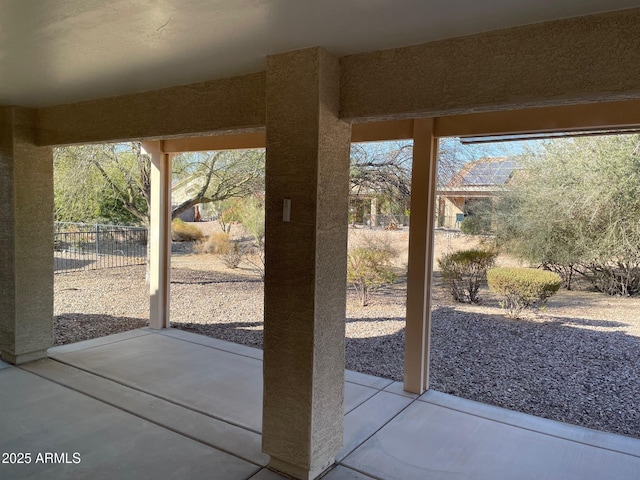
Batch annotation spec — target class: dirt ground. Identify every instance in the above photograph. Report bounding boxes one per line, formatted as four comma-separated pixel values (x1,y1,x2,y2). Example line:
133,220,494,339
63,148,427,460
53,223,640,438
173,223,516,271
171,223,640,330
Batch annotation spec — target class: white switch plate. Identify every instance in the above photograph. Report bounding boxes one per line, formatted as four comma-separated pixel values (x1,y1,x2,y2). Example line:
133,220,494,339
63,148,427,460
283,199,291,222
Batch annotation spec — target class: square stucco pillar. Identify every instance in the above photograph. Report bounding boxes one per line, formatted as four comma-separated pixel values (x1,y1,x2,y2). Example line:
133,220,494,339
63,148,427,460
0,106,54,364
404,119,438,393
262,48,351,480
142,141,171,330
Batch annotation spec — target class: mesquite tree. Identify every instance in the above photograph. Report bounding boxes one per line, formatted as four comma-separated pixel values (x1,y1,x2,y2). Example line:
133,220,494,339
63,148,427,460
54,142,264,225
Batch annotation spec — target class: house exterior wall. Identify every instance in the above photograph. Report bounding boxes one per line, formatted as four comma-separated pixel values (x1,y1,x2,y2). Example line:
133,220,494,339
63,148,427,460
438,196,465,229
340,8,640,121
0,107,53,364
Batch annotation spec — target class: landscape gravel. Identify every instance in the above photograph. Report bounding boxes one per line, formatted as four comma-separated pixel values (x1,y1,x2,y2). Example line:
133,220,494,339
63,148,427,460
54,262,640,439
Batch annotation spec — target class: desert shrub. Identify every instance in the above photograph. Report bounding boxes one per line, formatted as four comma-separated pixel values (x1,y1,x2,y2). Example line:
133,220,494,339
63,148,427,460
438,249,497,303
347,246,397,307
541,262,578,290
171,219,203,242
197,232,233,254
215,199,241,235
493,135,640,297
222,244,242,269
350,230,397,255
243,244,265,280
541,260,640,295
196,232,241,269
582,262,640,297
236,196,265,280
460,215,491,235
487,267,562,318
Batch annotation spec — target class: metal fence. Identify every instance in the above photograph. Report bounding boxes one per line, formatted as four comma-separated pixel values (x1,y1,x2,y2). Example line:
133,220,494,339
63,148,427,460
54,222,148,273
358,214,410,229
353,214,469,231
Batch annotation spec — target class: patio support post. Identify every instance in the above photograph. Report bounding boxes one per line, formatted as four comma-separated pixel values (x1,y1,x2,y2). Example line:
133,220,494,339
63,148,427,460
262,48,351,480
144,141,171,329
0,106,54,364
404,118,439,393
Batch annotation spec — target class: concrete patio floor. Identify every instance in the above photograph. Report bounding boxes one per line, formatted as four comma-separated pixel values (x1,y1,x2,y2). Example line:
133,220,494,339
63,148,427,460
1,328,639,479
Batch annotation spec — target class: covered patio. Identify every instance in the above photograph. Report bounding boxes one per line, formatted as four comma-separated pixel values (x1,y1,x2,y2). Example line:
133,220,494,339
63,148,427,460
3,2,640,479
3,328,639,479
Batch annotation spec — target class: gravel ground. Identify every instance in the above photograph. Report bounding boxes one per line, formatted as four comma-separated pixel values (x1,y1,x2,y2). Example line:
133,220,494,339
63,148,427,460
54,261,640,439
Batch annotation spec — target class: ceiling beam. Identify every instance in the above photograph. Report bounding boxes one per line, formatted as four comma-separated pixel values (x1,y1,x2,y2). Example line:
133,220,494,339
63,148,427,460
157,97,640,152
340,8,640,122
163,131,266,152
161,120,416,152
36,73,266,147
351,120,414,142
434,99,640,138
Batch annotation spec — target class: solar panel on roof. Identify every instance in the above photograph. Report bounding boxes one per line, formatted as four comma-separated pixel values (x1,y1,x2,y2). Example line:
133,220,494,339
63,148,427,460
460,159,519,186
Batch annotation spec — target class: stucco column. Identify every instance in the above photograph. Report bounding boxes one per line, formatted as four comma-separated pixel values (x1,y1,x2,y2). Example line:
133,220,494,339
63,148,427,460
143,141,171,329
370,196,378,227
0,107,54,364
404,118,439,393
262,48,351,480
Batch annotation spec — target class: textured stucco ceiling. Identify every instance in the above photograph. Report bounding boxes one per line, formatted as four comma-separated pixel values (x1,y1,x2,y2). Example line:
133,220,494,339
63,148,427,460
1,0,638,107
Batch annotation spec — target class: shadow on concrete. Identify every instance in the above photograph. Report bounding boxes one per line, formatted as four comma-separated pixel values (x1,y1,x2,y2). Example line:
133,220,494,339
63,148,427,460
172,321,264,349
171,302,640,439
343,306,640,438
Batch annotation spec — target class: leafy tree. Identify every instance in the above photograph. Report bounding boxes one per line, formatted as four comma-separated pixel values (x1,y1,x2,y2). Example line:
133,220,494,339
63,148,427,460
494,134,640,295
171,149,264,219
236,196,265,246
460,212,492,235
54,142,265,226
212,198,241,234
54,143,148,224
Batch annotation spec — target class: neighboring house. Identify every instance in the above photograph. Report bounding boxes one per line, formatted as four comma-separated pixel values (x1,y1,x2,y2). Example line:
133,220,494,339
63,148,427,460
349,184,409,228
436,157,519,229
349,184,378,226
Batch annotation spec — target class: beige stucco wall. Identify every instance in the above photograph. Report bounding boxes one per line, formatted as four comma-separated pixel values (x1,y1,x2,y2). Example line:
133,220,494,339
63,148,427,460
262,47,350,480
340,8,640,121
0,107,53,363
439,196,464,229
37,72,266,146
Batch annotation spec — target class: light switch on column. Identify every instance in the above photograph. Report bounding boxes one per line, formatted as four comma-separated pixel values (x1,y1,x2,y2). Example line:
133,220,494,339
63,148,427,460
283,199,291,222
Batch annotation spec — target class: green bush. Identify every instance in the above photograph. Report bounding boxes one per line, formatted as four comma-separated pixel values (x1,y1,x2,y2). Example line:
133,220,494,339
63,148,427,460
347,246,397,307
460,215,491,235
438,249,497,303
171,219,203,242
487,267,562,318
